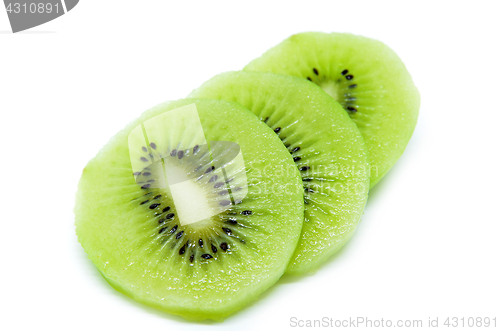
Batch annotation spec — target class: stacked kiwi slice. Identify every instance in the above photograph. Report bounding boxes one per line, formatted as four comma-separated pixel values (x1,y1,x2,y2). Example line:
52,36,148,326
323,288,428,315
75,32,419,321
245,32,420,187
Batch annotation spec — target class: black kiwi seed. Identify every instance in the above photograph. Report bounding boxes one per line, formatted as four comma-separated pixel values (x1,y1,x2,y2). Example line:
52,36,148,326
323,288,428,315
176,231,184,240
179,244,187,255
142,146,148,152
292,147,300,153
214,182,224,189
302,178,312,182
264,117,269,123
166,213,175,219
193,145,199,154
211,244,217,253
313,68,319,75
305,188,315,193
133,172,141,176
149,203,160,209
140,157,148,162
198,239,204,247
201,254,213,259
147,179,155,183
222,227,232,235
169,225,178,234
140,200,149,205
341,69,349,75
241,210,252,215
299,166,310,171
205,166,215,174
345,74,353,80
150,142,157,150
220,200,231,206
220,242,228,251
162,207,170,212
347,106,357,112
149,153,154,159
218,190,229,196
209,175,218,183
293,157,302,162
227,219,237,225
274,127,281,133
170,149,177,157
307,77,312,81
348,84,358,89
159,227,168,234
178,150,184,159
189,254,194,263
158,218,166,224
142,172,151,176
153,195,161,199
141,184,151,189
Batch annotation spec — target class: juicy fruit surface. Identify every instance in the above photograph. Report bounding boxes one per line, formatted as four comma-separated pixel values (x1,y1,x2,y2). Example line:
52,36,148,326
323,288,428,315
245,32,420,187
189,71,369,274
75,99,304,321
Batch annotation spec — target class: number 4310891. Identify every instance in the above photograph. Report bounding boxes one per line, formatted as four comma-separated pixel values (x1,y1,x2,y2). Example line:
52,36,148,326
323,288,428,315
444,317,497,328
6,2,60,14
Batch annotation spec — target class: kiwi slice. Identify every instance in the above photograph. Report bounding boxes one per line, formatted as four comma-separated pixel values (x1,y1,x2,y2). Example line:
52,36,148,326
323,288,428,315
189,71,369,274
244,32,420,187
75,99,304,321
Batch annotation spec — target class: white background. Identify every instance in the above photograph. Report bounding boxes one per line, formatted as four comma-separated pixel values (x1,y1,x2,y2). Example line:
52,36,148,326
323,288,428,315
1,1,499,330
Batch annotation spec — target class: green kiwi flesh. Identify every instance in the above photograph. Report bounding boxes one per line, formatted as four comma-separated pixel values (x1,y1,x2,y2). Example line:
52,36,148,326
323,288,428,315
245,32,420,187
75,99,304,321
189,71,370,275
